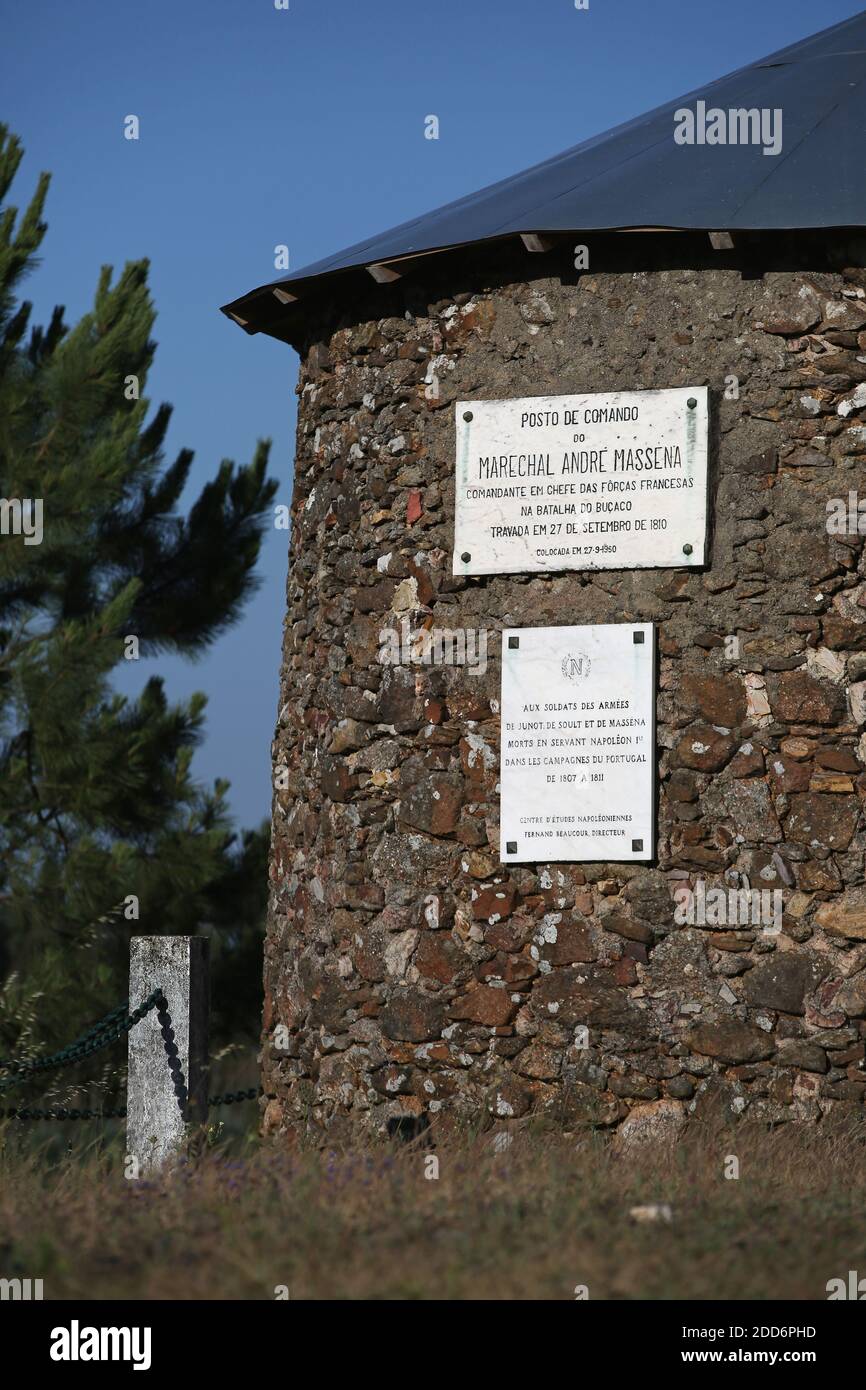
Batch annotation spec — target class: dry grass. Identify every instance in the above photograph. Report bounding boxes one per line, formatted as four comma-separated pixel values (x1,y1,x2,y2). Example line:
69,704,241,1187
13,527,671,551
2,1110,866,1300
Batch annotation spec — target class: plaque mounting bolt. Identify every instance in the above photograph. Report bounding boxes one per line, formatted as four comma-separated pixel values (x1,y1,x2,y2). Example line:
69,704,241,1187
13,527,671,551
506,841,517,854
461,551,471,563
508,635,519,649
463,410,473,422
682,543,693,555
687,397,697,409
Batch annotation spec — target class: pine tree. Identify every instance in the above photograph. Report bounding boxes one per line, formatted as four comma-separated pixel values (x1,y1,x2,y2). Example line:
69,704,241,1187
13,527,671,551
0,126,277,1096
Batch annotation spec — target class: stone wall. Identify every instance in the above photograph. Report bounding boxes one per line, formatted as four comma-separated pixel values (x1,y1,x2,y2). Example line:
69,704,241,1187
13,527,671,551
262,231,866,1143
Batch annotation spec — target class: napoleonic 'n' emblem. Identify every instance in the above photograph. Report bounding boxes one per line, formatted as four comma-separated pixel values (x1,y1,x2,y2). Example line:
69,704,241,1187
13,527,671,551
561,652,591,682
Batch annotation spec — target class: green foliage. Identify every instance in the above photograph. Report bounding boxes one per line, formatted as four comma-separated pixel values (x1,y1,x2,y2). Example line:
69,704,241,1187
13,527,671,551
0,126,276,1094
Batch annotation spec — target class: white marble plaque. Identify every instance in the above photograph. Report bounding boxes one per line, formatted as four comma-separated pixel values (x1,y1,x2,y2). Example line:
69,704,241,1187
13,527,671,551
500,623,655,863
453,386,708,575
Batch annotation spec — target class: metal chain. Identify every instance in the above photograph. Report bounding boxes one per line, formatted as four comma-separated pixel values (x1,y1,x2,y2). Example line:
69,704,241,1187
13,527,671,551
207,1087,261,1107
0,1103,129,1120
1,1087,271,1121
0,1000,129,1074
0,989,165,1094
0,986,271,1121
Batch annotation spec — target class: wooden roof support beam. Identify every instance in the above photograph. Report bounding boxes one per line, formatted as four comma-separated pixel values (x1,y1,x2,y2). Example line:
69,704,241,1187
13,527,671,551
272,287,298,304
520,233,556,253
367,262,403,283
709,231,736,251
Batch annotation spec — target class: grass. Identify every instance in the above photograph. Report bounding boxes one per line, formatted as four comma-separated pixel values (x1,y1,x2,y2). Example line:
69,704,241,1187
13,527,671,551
2,1109,865,1300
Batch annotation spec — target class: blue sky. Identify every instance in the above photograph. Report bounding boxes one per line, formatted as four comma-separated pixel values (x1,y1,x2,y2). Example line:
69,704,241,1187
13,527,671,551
3,0,862,829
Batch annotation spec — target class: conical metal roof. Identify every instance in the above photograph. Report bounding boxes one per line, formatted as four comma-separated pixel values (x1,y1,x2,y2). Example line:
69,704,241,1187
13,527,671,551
223,9,866,337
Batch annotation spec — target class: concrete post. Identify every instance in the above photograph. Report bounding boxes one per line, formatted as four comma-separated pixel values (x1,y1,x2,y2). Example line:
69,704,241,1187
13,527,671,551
127,936,209,1172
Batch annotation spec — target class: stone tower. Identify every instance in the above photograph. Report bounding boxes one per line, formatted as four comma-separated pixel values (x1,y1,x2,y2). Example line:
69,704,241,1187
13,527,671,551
223,12,866,1143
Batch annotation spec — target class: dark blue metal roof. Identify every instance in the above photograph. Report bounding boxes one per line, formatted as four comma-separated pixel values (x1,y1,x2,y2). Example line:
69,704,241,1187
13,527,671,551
223,9,866,332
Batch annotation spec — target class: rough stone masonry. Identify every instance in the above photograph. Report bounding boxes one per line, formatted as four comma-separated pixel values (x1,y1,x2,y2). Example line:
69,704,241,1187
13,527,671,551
261,231,866,1145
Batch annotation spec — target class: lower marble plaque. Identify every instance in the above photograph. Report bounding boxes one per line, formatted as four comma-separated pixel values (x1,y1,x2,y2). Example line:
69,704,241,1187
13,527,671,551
500,622,655,863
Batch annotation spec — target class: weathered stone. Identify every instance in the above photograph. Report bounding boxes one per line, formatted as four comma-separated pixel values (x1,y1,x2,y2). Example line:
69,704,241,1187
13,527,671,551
554,1082,625,1127
482,912,531,952
398,771,463,835
478,950,537,985
767,753,813,795
675,725,737,772
353,922,386,982
536,912,596,964
380,989,444,1042
601,913,653,945
371,1064,415,1096
680,672,746,727
354,578,396,614
462,850,498,879
531,965,649,1035
753,283,822,335
742,953,825,1015
850,682,866,725
448,985,518,1028
785,793,859,850
822,618,866,651
810,770,855,793
667,768,699,802
718,778,782,841
513,1041,562,1080
622,870,675,923
384,929,418,979
686,1020,774,1064
797,860,841,893
613,957,638,985
472,881,517,921
614,1099,686,1147
667,1075,695,1099
609,1072,660,1100
486,1075,533,1119
770,671,845,725
329,718,371,753
815,746,860,772
786,446,831,468
805,978,847,1029
820,1080,866,1102
728,742,765,778
835,973,866,1016
414,931,464,984
816,888,866,941
319,756,357,802
781,737,815,760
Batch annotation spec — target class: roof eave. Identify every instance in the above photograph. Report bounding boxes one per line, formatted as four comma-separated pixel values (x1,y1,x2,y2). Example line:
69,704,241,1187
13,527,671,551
220,222,866,342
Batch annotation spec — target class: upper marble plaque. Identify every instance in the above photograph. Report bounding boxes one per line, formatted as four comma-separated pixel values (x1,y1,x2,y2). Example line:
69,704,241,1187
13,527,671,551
453,386,708,576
